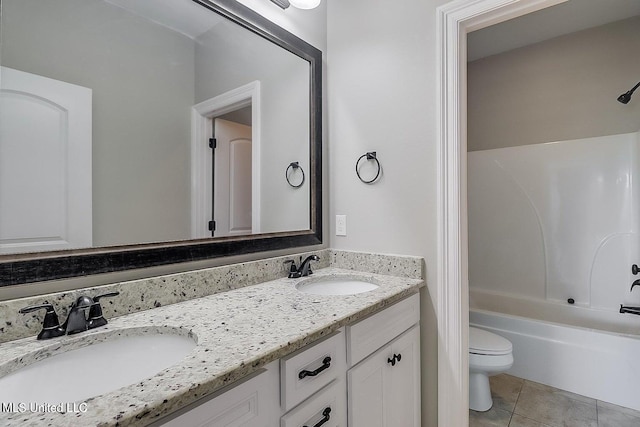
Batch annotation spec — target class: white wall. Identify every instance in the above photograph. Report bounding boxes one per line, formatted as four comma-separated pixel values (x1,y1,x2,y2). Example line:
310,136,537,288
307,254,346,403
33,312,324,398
327,1,452,426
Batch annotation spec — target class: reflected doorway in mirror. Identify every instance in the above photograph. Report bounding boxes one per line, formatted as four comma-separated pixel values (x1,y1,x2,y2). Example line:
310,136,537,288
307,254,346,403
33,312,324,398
213,118,252,237
191,81,261,239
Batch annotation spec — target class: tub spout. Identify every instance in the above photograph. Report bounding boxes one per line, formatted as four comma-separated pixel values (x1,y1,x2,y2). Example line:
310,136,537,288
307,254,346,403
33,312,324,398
619,304,640,316
631,279,640,292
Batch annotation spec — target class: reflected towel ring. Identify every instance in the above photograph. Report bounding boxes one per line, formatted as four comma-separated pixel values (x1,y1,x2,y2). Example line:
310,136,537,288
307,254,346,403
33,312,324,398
356,152,381,184
286,161,305,188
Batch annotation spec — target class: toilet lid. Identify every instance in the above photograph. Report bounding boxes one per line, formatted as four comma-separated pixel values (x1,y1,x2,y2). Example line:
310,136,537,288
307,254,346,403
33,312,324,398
469,327,512,355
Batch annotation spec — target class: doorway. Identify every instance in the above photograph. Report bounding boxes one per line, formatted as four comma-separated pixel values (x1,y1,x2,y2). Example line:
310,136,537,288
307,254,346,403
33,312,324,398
211,115,252,237
191,81,261,239
435,0,567,426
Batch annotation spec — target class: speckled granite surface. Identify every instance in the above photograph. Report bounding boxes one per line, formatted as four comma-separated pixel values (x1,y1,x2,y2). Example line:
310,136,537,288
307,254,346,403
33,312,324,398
330,249,423,279
0,250,331,344
0,250,423,344
0,267,423,427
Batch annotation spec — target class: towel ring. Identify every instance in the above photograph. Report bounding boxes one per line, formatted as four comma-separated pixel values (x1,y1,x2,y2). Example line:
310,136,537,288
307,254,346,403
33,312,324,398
286,162,305,188
356,152,381,184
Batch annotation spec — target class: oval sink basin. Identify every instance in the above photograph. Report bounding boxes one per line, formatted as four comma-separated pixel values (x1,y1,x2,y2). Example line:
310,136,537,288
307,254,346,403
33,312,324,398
0,332,196,404
296,276,379,295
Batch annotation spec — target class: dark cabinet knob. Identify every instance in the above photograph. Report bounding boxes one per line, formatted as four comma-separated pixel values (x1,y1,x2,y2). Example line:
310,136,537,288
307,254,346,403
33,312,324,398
387,353,402,366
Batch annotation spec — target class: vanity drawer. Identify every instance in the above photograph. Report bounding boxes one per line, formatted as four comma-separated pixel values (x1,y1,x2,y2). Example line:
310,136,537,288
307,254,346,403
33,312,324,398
346,293,420,366
281,380,346,427
280,329,346,411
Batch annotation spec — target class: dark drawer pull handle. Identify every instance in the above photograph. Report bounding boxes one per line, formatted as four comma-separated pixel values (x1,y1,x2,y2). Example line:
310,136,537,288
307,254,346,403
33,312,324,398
303,407,331,427
298,356,332,379
387,353,402,366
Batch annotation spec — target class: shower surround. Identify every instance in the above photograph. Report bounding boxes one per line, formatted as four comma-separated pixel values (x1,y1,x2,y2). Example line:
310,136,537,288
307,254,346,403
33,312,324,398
469,131,640,313
468,130,640,410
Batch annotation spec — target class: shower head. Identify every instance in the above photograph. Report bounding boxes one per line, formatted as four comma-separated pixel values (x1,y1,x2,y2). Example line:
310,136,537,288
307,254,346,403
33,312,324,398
618,81,640,104
618,92,632,104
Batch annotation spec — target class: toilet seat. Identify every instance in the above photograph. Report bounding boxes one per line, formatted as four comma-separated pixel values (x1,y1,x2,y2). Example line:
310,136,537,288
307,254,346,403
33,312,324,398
469,327,512,356
468,327,514,411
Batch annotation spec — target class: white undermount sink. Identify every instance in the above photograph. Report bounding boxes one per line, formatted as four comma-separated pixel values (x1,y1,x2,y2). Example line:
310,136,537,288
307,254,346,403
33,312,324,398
0,331,196,404
296,275,379,295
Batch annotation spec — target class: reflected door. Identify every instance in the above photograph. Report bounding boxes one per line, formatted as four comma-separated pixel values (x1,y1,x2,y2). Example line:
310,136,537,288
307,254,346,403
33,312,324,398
0,67,92,254
213,119,252,237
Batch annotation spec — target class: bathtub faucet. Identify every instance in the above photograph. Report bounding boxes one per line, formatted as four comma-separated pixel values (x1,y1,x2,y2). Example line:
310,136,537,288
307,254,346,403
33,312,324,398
619,304,640,316
631,279,640,292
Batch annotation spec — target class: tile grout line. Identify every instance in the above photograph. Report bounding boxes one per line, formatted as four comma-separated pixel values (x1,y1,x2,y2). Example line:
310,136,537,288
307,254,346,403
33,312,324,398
512,379,525,416
507,378,525,426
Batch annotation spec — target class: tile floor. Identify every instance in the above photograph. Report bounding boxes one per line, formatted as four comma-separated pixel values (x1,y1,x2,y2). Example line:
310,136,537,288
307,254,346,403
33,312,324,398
469,374,640,427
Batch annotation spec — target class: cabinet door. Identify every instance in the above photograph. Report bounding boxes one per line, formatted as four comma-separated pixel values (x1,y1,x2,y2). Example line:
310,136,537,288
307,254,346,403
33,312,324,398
159,362,279,427
387,325,420,427
347,325,420,427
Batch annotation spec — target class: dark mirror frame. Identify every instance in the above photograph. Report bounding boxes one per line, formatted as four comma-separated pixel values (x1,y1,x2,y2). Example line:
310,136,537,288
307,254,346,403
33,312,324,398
0,0,322,287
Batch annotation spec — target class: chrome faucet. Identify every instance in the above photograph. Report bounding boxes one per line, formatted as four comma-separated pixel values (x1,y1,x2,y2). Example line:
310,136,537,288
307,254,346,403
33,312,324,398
284,254,320,278
19,292,120,339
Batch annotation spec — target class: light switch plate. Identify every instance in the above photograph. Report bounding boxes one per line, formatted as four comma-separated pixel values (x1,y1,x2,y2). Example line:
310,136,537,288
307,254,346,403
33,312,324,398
336,215,347,236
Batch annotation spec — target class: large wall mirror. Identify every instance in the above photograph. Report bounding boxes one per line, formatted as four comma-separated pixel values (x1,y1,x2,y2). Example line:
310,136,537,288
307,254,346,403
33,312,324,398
0,0,322,286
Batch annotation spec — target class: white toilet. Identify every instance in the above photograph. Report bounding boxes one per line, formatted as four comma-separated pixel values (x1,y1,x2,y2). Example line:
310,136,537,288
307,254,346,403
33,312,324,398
469,327,514,412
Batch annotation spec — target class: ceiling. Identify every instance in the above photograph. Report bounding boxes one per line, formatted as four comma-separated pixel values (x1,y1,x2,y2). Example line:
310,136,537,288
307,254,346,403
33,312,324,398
467,0,640,61
104,0,223,40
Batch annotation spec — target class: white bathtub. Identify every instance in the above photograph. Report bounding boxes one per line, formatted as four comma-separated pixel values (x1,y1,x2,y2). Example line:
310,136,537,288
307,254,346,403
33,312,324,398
469,289,640,411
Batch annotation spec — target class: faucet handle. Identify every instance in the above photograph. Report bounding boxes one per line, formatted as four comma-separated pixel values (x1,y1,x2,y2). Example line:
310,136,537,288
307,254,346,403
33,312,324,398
284,260,301,278
93,291,120,302
19,303,65,340
88,291,120,330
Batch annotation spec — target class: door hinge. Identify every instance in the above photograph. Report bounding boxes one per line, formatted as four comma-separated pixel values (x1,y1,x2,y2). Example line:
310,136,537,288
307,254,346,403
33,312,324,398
209,138,217,149
208,220,216,231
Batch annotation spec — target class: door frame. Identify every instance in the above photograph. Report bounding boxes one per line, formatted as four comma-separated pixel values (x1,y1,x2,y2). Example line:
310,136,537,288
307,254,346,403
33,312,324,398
435,0,567,425
191,81,261,238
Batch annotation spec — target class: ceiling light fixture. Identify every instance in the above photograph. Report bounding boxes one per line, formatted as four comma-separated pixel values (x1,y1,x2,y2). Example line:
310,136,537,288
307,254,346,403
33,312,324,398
270,0,321,10
289,0,321,9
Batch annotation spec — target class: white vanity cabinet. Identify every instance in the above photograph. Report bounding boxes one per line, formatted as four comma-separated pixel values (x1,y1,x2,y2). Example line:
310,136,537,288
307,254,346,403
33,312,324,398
157,332,347,427
346,294,421,427
158,361,280,427
156,294,420,427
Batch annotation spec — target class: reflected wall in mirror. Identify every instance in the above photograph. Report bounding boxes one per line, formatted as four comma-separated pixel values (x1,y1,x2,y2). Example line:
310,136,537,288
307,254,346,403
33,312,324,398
1,0,310,254
0,0,322,285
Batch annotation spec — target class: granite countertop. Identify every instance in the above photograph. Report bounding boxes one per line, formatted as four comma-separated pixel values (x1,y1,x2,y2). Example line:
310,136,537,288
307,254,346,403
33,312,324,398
0,267,423,426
